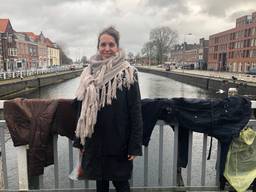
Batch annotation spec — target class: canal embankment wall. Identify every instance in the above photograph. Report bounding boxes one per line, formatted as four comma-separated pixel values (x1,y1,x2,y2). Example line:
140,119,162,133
137,67,256,95
0,70,82,99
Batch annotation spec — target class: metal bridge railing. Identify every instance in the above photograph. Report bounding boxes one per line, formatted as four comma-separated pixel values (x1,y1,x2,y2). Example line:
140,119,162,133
0,65,83,81
0,100,255,191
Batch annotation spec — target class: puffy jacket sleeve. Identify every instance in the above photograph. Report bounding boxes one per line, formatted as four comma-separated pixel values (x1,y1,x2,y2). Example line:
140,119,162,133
127,71,143,156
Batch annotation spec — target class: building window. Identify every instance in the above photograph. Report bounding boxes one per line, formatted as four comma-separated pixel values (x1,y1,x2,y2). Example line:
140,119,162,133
248,28,252,36
244,29,248,37
251,39,255,47
8,36,12,43
250,50,253,57
246,50,250,57
240,41,243,48
252,50,256,57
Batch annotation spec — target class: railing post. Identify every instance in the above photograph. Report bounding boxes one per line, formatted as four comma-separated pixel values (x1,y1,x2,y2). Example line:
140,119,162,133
201,134,208,185
0,119,8,190
144,146,148,186
158,120,164,186
215,141,221,186
187,130,193,186
19,71,23,79
172,123,179,186
16,145,29,191
53,135,59,188
68,140,74,189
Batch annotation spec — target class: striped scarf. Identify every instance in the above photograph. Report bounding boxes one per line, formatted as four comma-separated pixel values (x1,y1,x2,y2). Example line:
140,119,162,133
75,50,137,145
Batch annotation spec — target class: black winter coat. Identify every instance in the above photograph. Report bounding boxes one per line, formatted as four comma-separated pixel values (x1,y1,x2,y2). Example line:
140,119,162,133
73,80,143,181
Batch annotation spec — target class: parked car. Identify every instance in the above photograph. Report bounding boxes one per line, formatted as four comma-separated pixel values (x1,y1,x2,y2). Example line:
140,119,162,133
69,64,76,70
83,63,88,68
246,68,256,75
165,65,171,71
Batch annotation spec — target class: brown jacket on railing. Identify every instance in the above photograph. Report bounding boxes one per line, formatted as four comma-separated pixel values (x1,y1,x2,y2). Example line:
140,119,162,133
4,98,77,176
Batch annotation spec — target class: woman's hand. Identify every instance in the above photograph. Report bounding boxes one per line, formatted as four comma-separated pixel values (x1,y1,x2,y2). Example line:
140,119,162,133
128,155,136,161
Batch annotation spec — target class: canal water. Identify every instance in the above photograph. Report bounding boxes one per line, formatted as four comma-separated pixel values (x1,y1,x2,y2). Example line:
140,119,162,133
3,72,222,189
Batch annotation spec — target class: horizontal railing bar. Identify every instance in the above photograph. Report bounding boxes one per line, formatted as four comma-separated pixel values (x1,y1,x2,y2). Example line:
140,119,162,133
0,98,249,109
0,100,5,109
251,100,256,108
4,186,220,191
0,99,254,111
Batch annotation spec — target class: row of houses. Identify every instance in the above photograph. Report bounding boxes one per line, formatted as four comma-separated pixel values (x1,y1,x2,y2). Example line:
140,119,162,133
170,38,209,70
0,19,60,72
169,11,256,73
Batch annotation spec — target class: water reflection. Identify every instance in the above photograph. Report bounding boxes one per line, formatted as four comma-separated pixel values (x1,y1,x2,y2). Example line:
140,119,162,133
139,72,209,99
27,72,216,100
27,77,79,99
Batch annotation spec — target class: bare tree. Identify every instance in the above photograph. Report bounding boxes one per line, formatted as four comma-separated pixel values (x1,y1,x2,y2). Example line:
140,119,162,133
135,53,141,64
127,52,134,62
141,41,154,66
56,41,73,65
150,26,178,65
127,52,134,59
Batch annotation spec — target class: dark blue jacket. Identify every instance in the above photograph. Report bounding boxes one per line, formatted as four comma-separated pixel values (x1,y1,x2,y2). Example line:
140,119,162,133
141,96,252,188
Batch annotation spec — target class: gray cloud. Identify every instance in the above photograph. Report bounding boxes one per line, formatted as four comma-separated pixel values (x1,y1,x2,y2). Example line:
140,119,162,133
198,0,256,17
143,0,190,15
0,0,255,59
144,0,183,8
227,9,256,22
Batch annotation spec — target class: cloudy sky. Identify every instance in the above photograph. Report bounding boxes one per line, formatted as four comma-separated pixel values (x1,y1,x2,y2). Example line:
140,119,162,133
0,0,256,60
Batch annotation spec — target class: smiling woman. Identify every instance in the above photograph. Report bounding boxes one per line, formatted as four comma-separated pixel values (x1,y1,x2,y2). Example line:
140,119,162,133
97,27,120,60
73,26,143,192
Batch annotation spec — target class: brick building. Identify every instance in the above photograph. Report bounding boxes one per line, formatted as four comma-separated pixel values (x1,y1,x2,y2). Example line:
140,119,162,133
15,32,30,69
170,40,208,69
183,45,199,67
198,38,209,69
23,32,48,68
0,19,17,71
37,32,48,68
0,18,61,71
208,11,256,72
0,33,3,71
45,38,60,66
22,32,39,69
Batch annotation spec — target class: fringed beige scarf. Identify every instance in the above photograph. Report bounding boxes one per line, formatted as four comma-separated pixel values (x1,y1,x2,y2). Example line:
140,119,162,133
75,50,137,145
